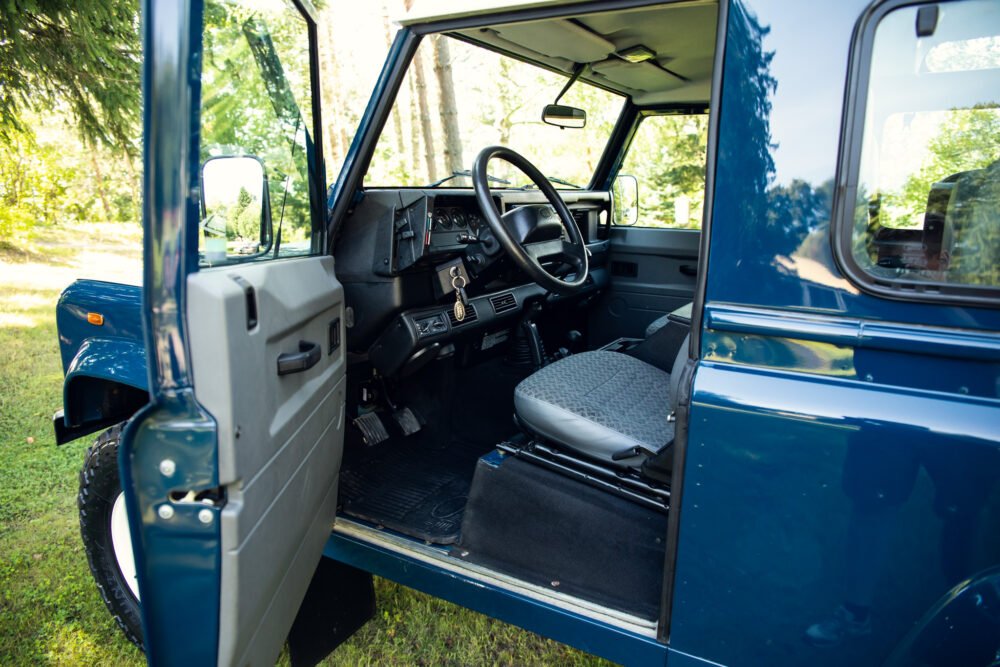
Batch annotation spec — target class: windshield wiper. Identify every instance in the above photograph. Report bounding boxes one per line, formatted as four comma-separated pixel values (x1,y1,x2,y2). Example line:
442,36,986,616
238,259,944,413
520,175,582,190
425,169,510,188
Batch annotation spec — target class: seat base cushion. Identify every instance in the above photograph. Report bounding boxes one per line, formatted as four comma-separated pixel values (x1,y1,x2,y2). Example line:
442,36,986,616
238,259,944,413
514,351,674,467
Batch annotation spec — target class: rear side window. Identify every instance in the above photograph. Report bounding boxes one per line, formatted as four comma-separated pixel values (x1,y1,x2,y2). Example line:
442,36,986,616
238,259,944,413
837,0,1000,303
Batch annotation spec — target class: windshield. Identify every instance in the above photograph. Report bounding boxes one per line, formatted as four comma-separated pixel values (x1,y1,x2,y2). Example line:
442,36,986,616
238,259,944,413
364,34,625,189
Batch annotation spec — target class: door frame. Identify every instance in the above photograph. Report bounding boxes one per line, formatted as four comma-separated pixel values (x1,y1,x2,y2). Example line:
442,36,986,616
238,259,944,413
657,0,730,642
120,0,330,663
120,1,221,662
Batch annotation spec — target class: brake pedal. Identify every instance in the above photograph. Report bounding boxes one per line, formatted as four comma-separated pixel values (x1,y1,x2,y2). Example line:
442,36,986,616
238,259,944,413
353,412,390,447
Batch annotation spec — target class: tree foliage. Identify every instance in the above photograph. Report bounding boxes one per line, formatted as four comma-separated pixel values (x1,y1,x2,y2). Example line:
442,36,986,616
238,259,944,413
891,105,1000,222
0,1,140,153
620,114,709,228
0,113,139,241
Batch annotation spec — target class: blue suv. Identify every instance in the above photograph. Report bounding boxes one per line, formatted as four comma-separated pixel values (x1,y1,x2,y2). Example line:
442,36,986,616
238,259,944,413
54,0,1000,664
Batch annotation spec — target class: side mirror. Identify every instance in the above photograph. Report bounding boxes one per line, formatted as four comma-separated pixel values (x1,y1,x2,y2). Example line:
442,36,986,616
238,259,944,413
200,155,272,263
541,104,586,129
613,174,639,226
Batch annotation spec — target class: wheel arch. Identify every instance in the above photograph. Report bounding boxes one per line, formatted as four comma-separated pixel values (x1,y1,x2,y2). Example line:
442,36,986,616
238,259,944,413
57,338,149,445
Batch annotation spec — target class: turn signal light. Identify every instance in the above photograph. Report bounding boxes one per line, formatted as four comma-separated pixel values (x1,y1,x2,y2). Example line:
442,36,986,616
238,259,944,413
87,312,105,326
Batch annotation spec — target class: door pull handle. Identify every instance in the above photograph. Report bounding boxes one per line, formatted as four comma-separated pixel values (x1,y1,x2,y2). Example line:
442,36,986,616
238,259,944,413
679,264,698,277
277,340,321,376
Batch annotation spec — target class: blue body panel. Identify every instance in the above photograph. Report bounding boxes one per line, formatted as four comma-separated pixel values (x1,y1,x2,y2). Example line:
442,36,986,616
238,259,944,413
706,0,1000,332
56,279,144,375
64,338,147,392
670,2,1000,666
56,280,148,432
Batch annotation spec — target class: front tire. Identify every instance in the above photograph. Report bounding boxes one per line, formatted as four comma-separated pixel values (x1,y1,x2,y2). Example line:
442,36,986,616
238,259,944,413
78,423,144,649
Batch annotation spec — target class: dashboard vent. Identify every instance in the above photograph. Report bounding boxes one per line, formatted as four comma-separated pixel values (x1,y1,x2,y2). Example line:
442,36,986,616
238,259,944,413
447,303,478,327
489,292,517,314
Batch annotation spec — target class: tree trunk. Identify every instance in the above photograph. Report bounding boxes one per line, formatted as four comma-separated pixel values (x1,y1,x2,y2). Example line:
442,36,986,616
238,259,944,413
90,152,113,221
432,36,463,174
317,8,348,176
412,48,436,183
382,3,406,160
408,75,422,182
401,0,435,182
121,151,142,224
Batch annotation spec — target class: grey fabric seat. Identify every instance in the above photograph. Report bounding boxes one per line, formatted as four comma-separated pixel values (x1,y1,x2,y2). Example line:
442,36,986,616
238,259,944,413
514,350,675,468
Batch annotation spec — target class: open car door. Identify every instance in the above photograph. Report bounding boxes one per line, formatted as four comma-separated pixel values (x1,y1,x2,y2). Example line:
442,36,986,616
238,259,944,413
120,1,359,664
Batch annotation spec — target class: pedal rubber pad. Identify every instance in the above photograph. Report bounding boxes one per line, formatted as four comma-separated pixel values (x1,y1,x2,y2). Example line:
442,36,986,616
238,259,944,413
392,407,422,437
353,412,390,446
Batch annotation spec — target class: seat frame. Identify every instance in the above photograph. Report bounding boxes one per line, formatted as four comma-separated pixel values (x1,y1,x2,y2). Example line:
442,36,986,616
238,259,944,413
497,433,670,513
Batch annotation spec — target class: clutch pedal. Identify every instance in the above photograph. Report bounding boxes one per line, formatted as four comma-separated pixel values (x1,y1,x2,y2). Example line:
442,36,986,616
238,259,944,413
353,412,390,447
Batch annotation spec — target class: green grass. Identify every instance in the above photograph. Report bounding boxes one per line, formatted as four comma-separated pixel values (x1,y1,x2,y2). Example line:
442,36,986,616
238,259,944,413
0,224,611,666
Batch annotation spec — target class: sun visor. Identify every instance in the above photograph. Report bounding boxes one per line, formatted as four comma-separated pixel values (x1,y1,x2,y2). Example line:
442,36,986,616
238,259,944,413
590,59,685,93
466,28,575,73
494,19,615,63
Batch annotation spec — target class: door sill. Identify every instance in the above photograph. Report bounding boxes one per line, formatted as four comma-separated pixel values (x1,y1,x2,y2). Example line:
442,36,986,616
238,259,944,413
332,516,659,637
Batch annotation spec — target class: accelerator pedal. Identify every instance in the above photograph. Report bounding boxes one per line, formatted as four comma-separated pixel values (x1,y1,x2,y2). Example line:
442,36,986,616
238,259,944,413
353,412,390,447
392,406,422,437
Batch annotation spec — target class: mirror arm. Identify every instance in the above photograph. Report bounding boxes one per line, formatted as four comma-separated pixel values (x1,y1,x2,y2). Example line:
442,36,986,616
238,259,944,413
553,63,587,104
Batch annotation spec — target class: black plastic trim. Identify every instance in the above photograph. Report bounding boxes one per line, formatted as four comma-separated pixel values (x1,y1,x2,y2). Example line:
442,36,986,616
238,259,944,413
53,411,124,446
302,1,326,255
593,101,641,191
830,0,1000,308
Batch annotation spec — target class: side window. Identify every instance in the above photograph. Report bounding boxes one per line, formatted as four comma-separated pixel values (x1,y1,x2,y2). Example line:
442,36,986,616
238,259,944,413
838,0,1000,299
197,0,318,266
614,113,708,229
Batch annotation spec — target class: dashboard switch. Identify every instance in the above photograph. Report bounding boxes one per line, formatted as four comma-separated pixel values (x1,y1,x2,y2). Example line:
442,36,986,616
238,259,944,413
414,314,448,337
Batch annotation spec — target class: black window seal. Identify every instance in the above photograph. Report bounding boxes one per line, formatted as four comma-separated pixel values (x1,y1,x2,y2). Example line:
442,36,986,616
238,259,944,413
831,0,1000,308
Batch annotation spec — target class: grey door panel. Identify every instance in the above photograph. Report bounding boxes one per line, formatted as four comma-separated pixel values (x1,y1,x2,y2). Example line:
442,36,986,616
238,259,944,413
187,256,346,666
590,227,700,344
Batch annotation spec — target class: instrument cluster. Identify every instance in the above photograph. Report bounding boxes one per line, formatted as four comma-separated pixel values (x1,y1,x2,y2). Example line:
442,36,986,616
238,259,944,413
432,207,484,233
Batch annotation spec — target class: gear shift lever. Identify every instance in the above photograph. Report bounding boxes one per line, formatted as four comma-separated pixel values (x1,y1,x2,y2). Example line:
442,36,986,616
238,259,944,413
520,301,547,369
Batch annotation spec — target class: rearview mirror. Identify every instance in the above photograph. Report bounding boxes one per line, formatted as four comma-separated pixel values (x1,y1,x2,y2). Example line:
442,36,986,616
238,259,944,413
541,104,586,129
200,155,272,264
613,174,639,226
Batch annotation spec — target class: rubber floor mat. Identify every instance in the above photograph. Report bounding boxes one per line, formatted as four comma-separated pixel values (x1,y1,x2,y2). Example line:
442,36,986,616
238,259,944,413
339,435,487,544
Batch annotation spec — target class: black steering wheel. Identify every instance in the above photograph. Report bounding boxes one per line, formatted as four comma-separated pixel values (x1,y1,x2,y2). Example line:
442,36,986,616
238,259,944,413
472,146,589,295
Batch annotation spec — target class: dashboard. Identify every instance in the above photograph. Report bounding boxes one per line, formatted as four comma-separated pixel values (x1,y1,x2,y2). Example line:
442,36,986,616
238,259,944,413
334,187,612,372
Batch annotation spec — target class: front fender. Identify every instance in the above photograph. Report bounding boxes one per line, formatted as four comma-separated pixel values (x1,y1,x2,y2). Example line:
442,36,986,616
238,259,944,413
57,279,143,372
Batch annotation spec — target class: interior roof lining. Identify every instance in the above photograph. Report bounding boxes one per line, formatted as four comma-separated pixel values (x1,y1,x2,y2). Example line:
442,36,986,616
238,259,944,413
453,0,718,104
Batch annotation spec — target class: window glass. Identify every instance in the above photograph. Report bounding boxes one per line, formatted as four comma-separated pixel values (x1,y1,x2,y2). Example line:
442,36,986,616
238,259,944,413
616,113,708,228
364,35,625,189
849,0,1000,290
198,0,316,266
